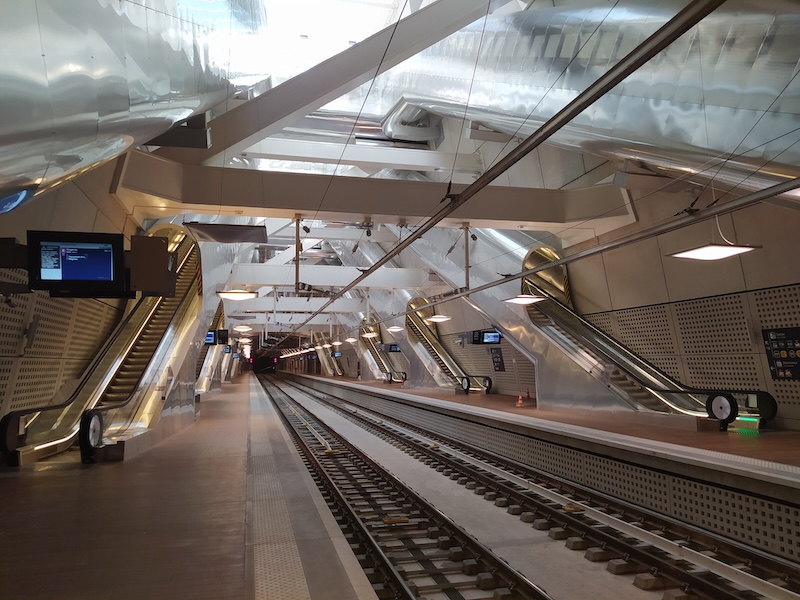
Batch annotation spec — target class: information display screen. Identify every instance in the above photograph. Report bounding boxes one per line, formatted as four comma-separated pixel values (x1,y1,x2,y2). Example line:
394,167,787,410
482,331,501,344
473,329,501,344
28,230,126,297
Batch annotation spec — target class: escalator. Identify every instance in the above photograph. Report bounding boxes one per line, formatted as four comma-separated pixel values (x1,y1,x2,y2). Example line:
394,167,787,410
93,242,197,409
521,275,777,425
525,299,665,411
359,325,405,383
196,300,225,381
405,297,486,393
1,232,200,464
313,332,342,376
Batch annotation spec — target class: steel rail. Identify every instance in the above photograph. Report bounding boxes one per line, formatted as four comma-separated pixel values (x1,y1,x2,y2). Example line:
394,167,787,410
261,375,556,600
280,377,800,600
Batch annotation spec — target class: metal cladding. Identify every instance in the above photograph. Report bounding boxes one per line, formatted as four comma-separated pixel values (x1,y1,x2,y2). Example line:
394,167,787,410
0,0,265,211
2,1,800,211
359,1,800,190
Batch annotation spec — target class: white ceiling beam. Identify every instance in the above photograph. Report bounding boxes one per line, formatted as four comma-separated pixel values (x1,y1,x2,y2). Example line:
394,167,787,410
229,263,431,289
242,138,482,174
121,152,633,232
265,239,320,265
157,0,494,166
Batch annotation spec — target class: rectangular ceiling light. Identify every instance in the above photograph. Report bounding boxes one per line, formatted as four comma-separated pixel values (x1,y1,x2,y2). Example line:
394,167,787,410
668,243,759,261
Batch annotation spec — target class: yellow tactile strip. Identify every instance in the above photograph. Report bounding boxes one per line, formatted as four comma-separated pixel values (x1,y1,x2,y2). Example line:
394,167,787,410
248,393,311,600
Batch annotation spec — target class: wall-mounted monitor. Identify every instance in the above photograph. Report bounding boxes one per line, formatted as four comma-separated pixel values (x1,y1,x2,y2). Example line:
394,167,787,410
481,331,501,344
333,351,342,357
387,344,401,352
224,344,231,354
204,330,217,345
217,329,229,345
27,230,127,297
472,329,501,344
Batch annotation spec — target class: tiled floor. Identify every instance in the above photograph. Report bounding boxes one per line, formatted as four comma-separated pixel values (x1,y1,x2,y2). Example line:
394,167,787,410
0,373,373,600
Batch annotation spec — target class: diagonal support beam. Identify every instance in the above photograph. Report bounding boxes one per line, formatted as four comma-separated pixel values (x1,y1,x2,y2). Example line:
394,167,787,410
159,0,495,166
290,0,728,334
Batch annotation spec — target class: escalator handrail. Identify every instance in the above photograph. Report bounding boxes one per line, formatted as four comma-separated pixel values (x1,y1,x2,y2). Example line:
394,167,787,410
1,238,194,430
525,280,775,413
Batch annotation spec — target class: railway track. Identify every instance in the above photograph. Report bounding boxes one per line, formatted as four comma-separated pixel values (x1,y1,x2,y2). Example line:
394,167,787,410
259,377,555,600
264,376,800,600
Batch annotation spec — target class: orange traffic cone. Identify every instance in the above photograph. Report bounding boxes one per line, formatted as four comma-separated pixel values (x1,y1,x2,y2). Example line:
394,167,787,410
516,394,524,408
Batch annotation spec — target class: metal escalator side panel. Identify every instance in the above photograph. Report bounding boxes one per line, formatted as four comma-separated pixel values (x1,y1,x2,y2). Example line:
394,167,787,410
405,310,463,388
100,246,202,438
522,277,705,415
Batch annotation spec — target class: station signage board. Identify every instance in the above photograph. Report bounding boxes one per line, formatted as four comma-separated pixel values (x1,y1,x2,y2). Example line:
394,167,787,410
762,327,800,380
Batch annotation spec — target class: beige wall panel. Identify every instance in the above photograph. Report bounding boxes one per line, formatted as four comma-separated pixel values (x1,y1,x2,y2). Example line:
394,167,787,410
567,252,613,314
603,237,669,309
49,184,99,232
0,195,56,240
658,216,748,302
735,203,800,289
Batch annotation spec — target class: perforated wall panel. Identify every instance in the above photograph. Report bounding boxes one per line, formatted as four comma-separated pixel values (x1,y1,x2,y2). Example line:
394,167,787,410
675,295,752,354
585,456,672,513
671,479,799,559
583,283,800,424
616,305,676,355
645,355,683,381
297,378,800,562
0,266,124,416
684,355,761,389
752,284,800,329
584,312,614,336
440,333,536,396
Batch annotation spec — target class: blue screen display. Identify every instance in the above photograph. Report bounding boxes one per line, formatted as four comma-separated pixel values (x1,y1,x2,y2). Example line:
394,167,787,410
204,331,216,344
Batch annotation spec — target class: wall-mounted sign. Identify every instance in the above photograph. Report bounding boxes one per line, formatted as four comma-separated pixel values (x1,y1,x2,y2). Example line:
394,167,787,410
762,327,800,381
490,347,505,372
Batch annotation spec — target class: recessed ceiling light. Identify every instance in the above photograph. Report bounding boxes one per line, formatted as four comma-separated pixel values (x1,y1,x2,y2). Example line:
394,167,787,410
361,332,378,338
668,243,760,261
233,325,253,332
331,340,343,346
345,337,358,343
387,325,404,332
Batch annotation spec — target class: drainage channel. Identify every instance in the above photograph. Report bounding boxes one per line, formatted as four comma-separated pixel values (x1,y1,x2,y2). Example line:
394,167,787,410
274,376,800,600
260,377,555,600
